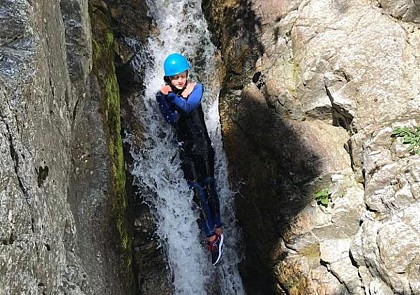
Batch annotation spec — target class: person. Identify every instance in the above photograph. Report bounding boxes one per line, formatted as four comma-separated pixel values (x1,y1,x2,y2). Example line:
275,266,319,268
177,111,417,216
156,53,224,265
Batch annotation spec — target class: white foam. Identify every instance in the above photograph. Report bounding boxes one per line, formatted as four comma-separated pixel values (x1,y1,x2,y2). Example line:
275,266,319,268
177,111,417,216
129,1,245,293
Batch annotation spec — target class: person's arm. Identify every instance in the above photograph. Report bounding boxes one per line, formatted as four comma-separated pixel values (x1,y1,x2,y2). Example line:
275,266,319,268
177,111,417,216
156,91,179,124
167,83,203,114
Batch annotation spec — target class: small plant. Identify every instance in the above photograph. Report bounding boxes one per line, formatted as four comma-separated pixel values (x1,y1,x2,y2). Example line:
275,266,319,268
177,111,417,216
314,188,331,207
391,126,420,155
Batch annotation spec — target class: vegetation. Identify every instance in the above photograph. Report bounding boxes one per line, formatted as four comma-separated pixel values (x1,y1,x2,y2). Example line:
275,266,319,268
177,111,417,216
314,188,331,207
391,126,420,155
299,243,320,259
90,1,132,278
277,261,309,295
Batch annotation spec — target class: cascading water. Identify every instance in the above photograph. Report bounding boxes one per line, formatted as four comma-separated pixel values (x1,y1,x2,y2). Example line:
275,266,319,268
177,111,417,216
130,0,245,294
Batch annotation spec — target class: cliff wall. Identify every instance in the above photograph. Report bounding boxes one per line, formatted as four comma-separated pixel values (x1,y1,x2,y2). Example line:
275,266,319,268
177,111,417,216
0,0,133,293
203,0,420,294
2,1,420,294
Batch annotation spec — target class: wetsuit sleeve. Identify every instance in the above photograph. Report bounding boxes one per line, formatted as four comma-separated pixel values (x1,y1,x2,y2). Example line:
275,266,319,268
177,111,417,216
156,91,180,124
168,83,203,114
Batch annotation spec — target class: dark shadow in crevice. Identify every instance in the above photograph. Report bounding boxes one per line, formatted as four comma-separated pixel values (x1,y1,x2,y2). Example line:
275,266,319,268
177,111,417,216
104,1,175,293
202,1,323,293
220,88,323,294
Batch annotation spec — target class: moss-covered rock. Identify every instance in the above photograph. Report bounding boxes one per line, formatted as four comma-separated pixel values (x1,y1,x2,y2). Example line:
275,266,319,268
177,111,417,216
89,1,172,293
89,0,132,282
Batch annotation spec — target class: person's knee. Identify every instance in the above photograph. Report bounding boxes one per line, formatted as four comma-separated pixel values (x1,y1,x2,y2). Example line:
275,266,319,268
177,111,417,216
189,181,207,200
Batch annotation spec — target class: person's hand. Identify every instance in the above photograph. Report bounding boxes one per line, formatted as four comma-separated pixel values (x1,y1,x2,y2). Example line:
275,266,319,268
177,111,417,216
181,82,196,98
160,85,172,95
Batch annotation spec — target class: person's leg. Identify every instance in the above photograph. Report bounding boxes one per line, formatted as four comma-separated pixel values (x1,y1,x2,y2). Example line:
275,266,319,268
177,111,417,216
190,182,216,237
187,147,224,264
201,176,222,231
180,151,198,182
193,143,223,240
203,187,223,266
179,148,217,237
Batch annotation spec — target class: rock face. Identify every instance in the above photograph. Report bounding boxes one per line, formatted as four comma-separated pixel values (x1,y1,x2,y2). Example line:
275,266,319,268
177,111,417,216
204,0,420,294
2,0,420,294
104,0,174,293
0,0,133,294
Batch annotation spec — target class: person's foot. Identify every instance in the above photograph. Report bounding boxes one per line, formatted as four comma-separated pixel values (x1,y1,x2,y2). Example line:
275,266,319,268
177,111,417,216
208,233,224,265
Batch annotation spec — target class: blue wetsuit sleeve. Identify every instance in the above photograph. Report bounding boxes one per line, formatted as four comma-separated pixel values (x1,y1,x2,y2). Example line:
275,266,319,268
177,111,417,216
170,83,203,114
156,91,179,124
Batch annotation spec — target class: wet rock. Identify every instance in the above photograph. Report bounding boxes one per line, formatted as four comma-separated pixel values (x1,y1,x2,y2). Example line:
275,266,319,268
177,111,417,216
1,0,134,293
99,0,173,293
204,0,420,294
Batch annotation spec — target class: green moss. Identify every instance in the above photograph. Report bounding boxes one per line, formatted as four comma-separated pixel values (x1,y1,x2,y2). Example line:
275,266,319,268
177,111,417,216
292,61,300,85
106,73,129,243
89,1,132,277
103,71,132,271
289,277,309,295
278,262,310,294
92,39,101,62
299,243,320,259
285,61,298,94
106,31,114,46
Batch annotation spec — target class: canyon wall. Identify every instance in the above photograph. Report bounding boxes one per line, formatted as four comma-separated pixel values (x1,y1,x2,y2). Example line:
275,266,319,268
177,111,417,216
203,0,420,294
0,0,133,293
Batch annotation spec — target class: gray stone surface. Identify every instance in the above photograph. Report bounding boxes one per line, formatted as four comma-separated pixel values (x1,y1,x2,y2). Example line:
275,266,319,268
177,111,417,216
0,0,131,294
2,0,420,294
205,0,420,293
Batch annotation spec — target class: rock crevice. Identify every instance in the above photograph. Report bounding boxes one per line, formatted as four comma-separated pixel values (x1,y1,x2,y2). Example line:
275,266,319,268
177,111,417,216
204,0,420,294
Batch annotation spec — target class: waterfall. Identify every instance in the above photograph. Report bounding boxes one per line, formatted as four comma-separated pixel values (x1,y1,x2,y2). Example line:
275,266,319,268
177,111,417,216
129,0,245,294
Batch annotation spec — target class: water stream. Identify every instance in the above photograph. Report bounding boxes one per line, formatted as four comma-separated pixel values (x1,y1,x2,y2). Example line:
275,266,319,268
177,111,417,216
130,1,245,294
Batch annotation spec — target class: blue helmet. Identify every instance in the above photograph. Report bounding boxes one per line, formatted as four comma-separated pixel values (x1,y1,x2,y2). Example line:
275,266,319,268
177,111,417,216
163,53,190,77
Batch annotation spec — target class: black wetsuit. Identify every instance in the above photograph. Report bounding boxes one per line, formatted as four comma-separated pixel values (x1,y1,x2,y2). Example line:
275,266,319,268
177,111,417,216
156,82,221,236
